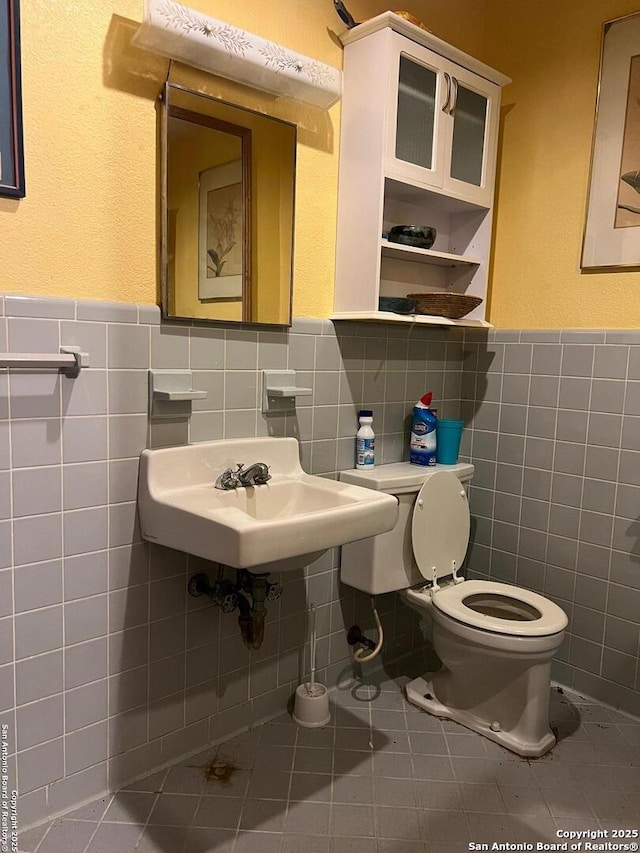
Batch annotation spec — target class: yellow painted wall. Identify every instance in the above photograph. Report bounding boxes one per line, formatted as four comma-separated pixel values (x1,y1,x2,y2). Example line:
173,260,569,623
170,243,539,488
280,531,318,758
0,0,341,313
482,0,640,328
11,0,635,327
0,0,488,318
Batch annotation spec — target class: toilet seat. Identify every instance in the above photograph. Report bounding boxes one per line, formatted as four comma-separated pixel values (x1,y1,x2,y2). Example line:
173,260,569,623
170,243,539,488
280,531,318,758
411,471,470,583
432,579,568,637
409,471,567,638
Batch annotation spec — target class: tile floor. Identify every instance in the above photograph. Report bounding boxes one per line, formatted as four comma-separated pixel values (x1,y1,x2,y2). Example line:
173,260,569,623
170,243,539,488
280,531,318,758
18,670,640,853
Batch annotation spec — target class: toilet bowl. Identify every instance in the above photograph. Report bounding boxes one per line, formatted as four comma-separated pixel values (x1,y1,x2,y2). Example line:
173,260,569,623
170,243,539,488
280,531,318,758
339,462,568,757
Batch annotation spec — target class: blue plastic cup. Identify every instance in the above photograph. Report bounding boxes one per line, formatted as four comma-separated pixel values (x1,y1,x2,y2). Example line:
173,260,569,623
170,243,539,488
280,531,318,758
436,419,464,465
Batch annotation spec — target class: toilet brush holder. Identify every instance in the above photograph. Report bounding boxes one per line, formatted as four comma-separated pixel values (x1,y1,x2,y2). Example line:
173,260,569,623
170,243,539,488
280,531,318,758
292,682,331,728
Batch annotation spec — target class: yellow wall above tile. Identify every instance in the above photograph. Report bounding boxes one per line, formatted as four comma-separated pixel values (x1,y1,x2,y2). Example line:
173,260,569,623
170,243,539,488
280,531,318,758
482,0,640,328
6,0,639,327
0,0,487,317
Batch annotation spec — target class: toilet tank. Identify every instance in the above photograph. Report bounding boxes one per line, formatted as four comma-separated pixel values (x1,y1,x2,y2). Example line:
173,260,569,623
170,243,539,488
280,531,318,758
339,462,474,595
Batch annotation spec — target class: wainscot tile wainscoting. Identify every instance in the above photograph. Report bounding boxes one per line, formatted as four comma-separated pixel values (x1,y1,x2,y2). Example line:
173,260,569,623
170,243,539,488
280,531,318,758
0,294,639,835
462,328,640,716
0,294,463,831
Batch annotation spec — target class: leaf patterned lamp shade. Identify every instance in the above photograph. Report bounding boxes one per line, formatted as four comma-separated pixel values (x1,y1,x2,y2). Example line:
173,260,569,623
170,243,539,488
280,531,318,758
132,0,342,109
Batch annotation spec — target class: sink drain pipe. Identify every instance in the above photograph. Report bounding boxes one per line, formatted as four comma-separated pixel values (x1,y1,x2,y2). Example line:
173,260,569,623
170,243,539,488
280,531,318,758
347,596,384,663
187,568,282,650
238,574,267,650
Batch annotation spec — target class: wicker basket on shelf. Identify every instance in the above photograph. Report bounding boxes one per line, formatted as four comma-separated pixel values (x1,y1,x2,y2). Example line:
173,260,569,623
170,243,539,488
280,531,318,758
406,292,483,320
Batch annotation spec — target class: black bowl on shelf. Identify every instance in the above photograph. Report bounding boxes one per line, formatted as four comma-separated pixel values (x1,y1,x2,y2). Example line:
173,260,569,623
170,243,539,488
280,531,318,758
378,296,417,315
387,224,436,250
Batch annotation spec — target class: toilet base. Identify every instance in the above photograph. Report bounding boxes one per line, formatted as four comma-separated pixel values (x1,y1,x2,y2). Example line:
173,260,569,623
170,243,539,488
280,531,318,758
405,675,557,758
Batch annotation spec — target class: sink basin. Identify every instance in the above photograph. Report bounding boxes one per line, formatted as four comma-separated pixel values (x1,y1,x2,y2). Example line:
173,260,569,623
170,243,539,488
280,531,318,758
138,437,398,569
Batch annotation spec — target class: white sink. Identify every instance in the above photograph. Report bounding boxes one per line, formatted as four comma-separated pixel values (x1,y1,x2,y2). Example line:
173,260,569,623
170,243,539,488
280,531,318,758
138,437,398,569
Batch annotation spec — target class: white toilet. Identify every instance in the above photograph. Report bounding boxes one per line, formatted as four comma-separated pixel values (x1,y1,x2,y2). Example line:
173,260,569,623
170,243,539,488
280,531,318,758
340,462,568,757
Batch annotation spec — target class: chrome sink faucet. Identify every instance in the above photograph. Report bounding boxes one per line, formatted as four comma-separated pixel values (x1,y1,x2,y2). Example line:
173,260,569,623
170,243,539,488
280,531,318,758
238,462,271,487
215,462,271,490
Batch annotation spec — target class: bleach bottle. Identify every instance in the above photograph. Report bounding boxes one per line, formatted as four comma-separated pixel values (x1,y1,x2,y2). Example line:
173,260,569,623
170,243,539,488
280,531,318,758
410,392,437,466
356,410,375,470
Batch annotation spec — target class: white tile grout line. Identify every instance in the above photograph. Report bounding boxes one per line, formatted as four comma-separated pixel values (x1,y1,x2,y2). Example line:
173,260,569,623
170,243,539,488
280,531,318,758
112,767,170,853
512,341,535,590
56,318,68,791
5,314,20,822
537,347,563,596
568,345,597,672
614,345,638,692
104,322,116,798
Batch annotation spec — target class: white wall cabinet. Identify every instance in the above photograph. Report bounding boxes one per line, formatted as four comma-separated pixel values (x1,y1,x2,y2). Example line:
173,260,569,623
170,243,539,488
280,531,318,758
332,13,510,328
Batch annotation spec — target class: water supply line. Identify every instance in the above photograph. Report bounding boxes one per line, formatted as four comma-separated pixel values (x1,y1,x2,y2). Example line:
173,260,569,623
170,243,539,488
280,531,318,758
347,596,384,663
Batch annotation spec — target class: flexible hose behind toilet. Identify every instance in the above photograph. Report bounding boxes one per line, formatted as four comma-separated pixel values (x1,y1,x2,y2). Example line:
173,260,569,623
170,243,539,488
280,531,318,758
352,597,384,663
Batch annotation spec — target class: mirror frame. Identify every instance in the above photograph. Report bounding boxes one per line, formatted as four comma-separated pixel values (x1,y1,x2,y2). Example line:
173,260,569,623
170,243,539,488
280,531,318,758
159,82,296,327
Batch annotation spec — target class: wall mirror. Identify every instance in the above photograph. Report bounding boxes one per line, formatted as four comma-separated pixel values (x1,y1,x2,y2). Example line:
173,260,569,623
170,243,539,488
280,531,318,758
160,83,296,325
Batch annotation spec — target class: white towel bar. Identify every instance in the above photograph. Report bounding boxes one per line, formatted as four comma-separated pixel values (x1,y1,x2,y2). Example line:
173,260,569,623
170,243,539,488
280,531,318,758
0,347,89,372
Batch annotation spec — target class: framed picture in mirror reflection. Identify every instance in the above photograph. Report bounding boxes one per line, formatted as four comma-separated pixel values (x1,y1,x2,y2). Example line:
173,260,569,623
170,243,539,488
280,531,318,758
199,160,245,299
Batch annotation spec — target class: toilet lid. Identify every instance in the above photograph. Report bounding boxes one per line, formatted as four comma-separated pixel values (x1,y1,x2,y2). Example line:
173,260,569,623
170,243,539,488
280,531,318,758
411,471,470,583
431,579,569,637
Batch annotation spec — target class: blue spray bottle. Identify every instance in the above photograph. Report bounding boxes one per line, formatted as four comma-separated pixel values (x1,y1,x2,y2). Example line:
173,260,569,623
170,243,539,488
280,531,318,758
410,392,437,466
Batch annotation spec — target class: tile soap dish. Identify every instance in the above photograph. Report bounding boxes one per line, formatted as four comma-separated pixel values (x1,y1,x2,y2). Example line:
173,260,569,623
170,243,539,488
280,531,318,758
262,370,312,413
149,370,207,418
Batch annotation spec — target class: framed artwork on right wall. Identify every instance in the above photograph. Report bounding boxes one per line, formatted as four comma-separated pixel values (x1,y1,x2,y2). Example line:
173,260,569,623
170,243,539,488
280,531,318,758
582,11,640,270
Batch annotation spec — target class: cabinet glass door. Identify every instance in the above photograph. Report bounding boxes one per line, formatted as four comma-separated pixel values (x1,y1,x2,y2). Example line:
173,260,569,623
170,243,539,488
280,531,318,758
395,55,437,169
449,83,488,187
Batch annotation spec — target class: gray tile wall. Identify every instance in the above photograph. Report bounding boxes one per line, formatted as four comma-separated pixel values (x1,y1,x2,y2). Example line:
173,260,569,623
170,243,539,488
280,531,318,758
462,329,640,719
6,295,640,829
1,295,467,830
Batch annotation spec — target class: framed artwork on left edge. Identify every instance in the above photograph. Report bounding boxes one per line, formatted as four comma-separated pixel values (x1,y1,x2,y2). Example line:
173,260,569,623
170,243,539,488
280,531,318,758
0,0,24,198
